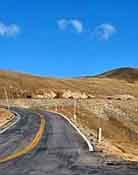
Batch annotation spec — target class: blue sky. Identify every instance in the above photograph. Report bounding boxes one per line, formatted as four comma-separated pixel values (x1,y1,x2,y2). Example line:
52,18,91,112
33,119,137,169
0,0,138,77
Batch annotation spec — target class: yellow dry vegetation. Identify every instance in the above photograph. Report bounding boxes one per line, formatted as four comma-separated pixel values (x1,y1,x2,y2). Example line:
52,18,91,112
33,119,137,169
0,109,14,128
0,69,138,98
0,114,46,163
53,100,138,162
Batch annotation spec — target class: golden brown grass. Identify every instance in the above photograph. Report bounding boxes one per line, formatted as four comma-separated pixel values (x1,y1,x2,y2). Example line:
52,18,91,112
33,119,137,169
0,108,14,128
0,68,138,161
0,70,138,98
96,67,138,83
44,99,138,161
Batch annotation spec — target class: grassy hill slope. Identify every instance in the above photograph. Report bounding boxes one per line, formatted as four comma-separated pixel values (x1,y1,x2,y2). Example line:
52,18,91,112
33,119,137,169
96,67,138,82
0,68,138,98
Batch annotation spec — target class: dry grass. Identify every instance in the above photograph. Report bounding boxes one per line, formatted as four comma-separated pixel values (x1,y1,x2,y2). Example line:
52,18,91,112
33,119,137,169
31,98,138,161
1,98,138,161
0,68,138,161
0,108,14,128
0,70,138,98
96,67,138,83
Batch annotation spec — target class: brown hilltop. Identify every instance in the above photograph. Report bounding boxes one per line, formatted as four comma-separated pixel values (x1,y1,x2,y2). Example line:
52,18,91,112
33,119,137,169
0,68,138,98
96,67,138,83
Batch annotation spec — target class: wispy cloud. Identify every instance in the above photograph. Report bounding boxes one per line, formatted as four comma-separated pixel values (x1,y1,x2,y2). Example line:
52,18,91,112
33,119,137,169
94,24,116,40
57,19,68,30
70,19,83,33
0,22,20,37
57,18,83,33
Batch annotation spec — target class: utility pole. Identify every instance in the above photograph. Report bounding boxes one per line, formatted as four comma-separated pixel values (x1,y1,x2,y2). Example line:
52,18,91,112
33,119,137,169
4,88,10,111
61,105,64,111
96,107,103,144
73,99,77,121
55,104,57,112
97,127,102,143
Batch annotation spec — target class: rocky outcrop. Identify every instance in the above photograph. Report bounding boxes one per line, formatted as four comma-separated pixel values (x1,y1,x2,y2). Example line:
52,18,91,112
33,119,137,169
34,89,56,99
44,91,57,99
61,90,88,99
33,89,92,99
88,94,95,99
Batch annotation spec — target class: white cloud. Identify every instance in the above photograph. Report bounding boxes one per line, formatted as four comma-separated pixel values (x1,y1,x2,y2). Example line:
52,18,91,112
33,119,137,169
57,18,83,33
57,19,68,30
0,22,20,37
94,24,116,40
70,19,83,33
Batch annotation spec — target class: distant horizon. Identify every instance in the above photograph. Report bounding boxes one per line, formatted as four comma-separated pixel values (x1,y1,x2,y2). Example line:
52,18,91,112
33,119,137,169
0,1,138,77
0,66,138,78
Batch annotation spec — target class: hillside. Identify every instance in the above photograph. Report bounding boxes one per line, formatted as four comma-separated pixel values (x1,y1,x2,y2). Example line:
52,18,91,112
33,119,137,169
0,68,138,161
0,68,138,98
96,67,138,82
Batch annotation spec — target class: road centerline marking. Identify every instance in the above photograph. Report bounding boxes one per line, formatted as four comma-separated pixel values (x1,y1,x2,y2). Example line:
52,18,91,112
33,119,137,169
0,114,46,163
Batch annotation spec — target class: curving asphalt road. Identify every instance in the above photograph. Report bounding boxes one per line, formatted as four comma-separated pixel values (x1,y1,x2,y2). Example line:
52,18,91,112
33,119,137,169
0,108,138,175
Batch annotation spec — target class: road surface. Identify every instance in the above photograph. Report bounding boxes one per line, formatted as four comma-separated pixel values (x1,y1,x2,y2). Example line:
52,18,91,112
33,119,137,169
0,108,137,175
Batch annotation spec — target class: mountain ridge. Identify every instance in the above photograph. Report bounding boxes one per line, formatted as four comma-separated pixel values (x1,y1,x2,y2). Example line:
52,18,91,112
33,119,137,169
95,67,138,82
0,67,138,98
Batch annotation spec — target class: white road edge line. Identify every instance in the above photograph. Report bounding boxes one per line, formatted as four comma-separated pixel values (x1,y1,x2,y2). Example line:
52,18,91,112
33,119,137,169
0,111,21,134
48,111,94,152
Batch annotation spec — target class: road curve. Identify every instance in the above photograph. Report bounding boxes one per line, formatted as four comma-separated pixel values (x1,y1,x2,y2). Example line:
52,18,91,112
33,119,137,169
0,108,137,175
0,112,20,134
0,114,46,163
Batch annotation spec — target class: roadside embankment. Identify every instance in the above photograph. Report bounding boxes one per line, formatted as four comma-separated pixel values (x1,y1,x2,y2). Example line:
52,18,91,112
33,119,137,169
0,99,138,162
0,108,15,128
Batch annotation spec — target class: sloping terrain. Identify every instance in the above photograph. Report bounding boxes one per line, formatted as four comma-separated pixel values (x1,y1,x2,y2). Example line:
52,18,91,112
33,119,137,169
0,108,14,128
96,67,138,82
0,67,138,162
0,68,138,98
